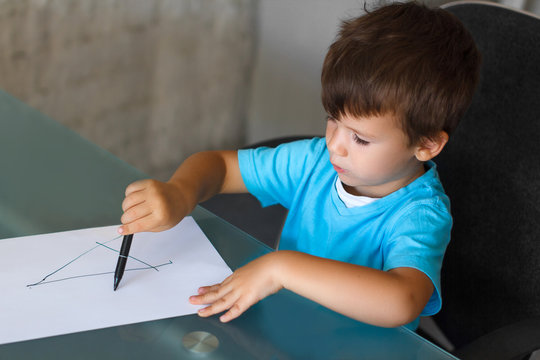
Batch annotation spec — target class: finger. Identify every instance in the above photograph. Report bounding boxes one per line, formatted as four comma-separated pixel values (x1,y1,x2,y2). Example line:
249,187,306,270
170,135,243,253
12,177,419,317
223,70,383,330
198,284,221,295
189,285,222,305
122,191,147,212
118,212,155,235
121,203,152,225
197,291,239,318
188,274,236,303
189,285,215,305
190,284,230,305
220,301,249,323
125,179,150,197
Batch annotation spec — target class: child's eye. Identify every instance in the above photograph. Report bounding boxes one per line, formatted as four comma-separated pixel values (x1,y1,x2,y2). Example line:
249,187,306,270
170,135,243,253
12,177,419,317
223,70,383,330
353,134,370,146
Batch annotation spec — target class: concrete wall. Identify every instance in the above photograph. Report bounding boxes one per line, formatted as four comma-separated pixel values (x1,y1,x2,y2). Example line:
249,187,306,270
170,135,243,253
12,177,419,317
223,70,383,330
0,0,256,180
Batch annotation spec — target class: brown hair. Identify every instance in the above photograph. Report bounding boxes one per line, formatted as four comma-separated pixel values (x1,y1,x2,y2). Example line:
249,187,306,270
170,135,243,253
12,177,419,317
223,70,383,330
321,2,481,146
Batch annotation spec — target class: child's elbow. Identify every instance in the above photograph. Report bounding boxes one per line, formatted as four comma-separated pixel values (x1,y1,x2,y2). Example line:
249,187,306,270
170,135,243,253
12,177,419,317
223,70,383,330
384,291,424,328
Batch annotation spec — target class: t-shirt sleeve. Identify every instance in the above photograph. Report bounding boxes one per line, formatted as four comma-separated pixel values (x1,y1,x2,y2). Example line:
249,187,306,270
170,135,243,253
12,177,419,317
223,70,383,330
237,138,325,209
383,199,452,316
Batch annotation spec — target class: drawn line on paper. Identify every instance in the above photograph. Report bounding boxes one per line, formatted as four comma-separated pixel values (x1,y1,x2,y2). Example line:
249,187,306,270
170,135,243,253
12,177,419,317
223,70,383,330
26,262,173,287
27,236,173,288
95,241,160,271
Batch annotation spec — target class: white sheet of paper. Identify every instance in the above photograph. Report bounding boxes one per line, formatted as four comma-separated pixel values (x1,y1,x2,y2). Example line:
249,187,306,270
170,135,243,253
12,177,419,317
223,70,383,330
0,216,233,345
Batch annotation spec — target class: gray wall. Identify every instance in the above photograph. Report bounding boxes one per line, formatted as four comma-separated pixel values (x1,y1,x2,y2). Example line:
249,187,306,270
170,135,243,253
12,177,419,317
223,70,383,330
247,0,368,143
0,0,256,180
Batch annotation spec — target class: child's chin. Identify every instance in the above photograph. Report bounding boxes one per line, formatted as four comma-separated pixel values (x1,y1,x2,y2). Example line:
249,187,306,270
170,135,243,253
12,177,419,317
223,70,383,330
338,173,355,184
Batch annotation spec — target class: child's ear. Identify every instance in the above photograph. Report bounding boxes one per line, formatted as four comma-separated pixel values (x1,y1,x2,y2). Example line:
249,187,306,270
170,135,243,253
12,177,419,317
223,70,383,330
414,131,449,161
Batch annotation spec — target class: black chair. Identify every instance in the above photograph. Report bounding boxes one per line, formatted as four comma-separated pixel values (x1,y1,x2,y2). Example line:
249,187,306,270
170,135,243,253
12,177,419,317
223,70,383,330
425,2,540,359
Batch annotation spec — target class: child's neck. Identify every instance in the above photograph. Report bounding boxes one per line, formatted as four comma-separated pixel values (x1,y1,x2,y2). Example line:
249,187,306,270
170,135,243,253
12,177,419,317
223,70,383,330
344,163,426,199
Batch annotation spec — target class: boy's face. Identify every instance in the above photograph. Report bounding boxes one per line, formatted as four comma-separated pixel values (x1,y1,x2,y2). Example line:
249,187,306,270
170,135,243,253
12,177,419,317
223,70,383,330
325,113,425,198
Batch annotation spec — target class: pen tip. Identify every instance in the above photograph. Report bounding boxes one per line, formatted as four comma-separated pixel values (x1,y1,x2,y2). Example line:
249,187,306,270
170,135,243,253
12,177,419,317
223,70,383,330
113,279,119,291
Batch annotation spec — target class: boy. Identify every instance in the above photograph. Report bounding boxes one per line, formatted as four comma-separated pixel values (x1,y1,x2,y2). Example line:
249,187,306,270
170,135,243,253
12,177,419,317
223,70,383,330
118,2,480,330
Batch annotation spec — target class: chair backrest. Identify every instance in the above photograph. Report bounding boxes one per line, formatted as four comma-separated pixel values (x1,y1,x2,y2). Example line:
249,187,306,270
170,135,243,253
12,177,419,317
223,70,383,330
434,2,540,348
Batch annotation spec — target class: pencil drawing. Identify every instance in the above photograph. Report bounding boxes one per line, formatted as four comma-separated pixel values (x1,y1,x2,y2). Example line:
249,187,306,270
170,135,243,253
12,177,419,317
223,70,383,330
27,236,173,288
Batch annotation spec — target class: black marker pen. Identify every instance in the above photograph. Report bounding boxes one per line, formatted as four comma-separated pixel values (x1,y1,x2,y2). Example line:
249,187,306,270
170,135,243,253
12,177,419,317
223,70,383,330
113,234,133,291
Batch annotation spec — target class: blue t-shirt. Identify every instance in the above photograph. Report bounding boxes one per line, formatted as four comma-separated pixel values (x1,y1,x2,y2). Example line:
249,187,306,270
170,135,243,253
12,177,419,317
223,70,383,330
238,137,451,326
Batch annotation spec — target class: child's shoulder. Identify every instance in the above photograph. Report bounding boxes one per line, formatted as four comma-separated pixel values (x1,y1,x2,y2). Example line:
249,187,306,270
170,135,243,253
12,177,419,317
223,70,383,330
387,162,452,225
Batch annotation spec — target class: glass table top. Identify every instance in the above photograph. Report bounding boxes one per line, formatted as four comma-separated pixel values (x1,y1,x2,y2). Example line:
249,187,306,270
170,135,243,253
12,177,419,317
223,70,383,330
0,90,458,359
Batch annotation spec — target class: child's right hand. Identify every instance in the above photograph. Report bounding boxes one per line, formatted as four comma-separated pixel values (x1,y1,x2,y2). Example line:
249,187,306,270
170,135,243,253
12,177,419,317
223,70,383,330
118,179,192,235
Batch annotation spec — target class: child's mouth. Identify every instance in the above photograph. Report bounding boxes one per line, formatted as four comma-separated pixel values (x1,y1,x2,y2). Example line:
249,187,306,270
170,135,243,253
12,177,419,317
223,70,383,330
332,164,346,173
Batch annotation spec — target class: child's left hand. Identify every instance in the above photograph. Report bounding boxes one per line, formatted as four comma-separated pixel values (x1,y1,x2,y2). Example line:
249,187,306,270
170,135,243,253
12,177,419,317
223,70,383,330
189,252,283,322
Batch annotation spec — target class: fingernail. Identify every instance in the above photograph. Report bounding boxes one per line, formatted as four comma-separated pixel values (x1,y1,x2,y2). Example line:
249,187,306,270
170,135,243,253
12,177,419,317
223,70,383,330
118,227,123,234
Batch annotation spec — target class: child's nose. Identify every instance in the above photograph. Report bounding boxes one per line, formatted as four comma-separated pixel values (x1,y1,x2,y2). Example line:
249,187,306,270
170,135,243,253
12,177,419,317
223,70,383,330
327,129,347,157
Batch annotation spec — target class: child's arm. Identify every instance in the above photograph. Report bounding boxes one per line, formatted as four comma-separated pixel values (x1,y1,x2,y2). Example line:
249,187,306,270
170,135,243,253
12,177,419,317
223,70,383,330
190,250,433,327
118,150,246,235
